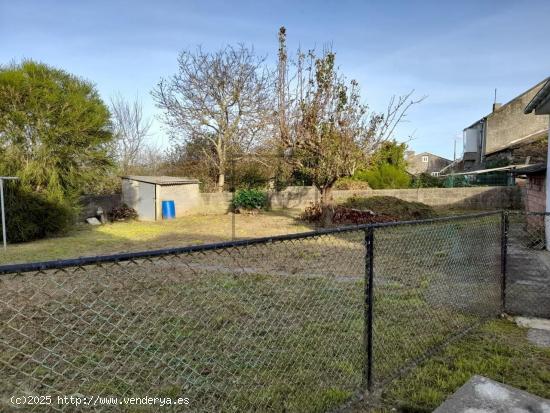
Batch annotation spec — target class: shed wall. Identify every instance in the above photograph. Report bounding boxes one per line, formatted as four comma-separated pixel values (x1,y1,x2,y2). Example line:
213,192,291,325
121,179,156,221
157,183,201,218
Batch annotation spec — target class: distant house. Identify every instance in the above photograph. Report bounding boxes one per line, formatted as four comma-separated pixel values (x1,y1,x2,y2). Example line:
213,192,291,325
463,78,549,172
405,151,452,176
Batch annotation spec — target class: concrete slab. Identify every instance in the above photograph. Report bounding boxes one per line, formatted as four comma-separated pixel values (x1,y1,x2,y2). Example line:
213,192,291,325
433,375,550,413
527,329,550,348
506,243,550,318
515,317,550,331
514,317,550,348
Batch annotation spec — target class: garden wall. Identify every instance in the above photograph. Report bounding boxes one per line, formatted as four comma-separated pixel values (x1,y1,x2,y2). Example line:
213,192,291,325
80,186,521,221
268,186,522,210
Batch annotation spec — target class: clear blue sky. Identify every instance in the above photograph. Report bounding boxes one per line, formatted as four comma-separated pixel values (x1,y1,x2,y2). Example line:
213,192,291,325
2,0,549,159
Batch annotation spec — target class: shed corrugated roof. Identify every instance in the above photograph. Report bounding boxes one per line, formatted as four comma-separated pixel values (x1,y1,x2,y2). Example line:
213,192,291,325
122,176,200,185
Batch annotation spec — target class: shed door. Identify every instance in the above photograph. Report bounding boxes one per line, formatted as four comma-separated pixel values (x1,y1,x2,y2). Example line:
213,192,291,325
137,182,156,221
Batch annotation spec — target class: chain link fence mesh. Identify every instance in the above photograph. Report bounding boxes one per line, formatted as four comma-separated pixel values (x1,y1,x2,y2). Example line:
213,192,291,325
370,213,503,390
0,211,539,412
0,231,366,412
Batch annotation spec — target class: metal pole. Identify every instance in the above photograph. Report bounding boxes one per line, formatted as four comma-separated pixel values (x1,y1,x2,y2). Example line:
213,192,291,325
363,226,374,391
500,211,508,313
1,179,6,250
546,118,550,251
231,158,236,241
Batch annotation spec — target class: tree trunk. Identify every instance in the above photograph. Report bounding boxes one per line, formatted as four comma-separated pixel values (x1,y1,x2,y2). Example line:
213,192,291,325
217,173,225,192
319,186,334,227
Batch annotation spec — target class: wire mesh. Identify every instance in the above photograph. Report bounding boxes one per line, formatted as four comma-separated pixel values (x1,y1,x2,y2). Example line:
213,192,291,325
0,212,513,412
0,231,365,412
505,211,550,318
370,213,502,389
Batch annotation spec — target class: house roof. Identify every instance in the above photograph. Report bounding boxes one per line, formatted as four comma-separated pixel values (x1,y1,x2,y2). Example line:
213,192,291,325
122,176,200,185
524,78,550,114
439,158,463,174
511,163,547,176
409,152,452,162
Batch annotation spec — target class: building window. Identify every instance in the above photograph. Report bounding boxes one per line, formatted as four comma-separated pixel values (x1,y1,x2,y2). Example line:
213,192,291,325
431,172,440,177
422,156,429,163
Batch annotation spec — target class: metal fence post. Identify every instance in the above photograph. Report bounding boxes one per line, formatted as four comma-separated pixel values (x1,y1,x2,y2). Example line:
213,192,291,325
500,211,509,313
363,226,374,391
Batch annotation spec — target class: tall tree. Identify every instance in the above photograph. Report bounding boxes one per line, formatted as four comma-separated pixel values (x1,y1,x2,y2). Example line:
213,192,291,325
0,60,114,206
110,93,152,173
152,45,273,191
276,27,424,208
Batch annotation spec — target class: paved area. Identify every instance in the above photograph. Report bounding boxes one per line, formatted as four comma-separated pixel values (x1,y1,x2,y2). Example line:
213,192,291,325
506,238,550,318
516,316,550,348
434,375,550,413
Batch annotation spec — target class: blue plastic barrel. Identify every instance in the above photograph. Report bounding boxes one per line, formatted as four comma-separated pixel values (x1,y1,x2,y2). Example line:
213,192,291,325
162,200,176,219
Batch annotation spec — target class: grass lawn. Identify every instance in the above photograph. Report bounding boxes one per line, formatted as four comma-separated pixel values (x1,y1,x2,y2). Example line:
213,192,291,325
0,210,313,265
356,319,550,412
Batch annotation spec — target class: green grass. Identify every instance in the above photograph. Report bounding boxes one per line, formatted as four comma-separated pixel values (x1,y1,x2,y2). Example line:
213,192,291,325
360,319,550,412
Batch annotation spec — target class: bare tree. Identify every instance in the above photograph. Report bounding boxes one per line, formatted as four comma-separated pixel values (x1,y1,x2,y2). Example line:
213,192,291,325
152,45,273,191
276,27,425,209
110,93,152,173
137,142,165,175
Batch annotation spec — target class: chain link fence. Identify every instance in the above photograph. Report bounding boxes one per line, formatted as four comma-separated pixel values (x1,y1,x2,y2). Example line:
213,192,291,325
367,213,503,390
0,211,544,412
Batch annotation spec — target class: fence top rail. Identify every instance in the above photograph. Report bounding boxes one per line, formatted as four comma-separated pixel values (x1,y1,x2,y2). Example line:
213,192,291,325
0,211,503,275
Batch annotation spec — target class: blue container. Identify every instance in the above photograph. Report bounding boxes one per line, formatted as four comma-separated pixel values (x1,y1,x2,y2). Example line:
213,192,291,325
162,200,176,220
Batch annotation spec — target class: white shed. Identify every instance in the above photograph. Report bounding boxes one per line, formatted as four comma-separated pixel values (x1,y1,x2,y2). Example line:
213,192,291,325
121,176,200,221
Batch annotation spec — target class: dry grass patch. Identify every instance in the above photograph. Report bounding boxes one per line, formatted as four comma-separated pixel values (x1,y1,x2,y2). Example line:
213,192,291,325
0,210,312,265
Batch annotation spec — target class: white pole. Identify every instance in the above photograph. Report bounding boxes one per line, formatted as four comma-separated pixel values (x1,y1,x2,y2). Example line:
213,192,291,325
0,179,6,250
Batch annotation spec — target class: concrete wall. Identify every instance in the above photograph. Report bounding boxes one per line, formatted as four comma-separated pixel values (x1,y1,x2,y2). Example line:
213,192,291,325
485,81,549,155
81,186,522,221
269,186,521,210
188,192,234,215
156,183,201,218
